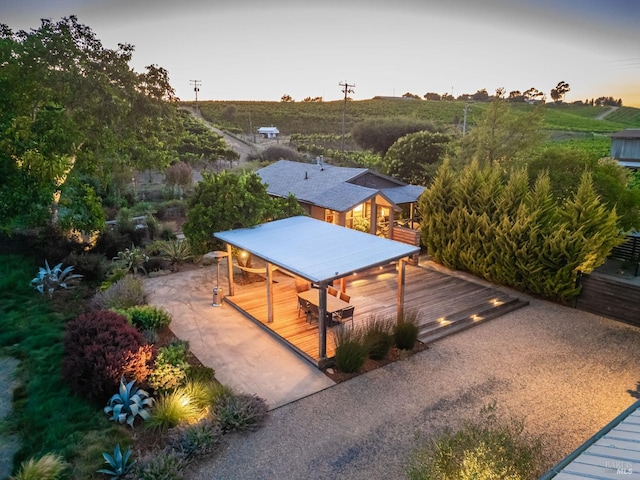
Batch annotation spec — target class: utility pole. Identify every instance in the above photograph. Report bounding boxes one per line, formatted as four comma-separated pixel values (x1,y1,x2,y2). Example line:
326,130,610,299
463,102,470,136
339,81,355,153
190,79,201,105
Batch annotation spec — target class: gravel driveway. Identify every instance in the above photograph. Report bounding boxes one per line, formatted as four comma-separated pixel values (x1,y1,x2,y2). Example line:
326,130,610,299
188,296,640,479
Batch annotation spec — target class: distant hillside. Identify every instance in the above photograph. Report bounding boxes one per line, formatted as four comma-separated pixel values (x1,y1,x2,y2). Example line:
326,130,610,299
190,99,640,137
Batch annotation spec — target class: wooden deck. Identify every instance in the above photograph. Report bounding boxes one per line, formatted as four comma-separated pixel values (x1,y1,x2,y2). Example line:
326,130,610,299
225,263,528,367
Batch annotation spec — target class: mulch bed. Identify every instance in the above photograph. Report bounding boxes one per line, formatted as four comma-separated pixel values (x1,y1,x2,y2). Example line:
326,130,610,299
324,341,428,383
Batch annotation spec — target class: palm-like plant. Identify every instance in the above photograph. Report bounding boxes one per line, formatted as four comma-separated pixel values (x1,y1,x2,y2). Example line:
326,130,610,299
104,377,154,428
97,444,135,479
157,239,194,271
31,260,83,297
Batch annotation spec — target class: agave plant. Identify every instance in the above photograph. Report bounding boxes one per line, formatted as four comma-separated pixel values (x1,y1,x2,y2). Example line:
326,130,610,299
157,239,194,271
97,444,135,479
104,377,154,428
31,260,83,297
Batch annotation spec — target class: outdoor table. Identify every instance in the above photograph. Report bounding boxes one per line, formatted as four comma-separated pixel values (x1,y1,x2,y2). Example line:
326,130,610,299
297,288,351,325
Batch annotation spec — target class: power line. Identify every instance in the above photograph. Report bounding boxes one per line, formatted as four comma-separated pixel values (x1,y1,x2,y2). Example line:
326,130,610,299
190,79,201,104
339,81,355,153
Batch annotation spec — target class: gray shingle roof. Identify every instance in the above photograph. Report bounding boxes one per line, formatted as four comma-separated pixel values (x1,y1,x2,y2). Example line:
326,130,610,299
257,160,422,212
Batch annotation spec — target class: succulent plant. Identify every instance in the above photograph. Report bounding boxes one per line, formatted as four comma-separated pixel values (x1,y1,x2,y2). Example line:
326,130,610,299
97,444,135,479
113,245,149,275
31,260,83,297
104,377,154,428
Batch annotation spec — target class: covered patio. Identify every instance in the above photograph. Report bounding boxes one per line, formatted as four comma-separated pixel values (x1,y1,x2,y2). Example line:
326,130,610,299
215,216,420,367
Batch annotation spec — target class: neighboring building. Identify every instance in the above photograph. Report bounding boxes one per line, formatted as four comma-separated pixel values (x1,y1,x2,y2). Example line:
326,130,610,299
540,399,640,479
257,126,280,139
610,129,640,169
256,159,424,244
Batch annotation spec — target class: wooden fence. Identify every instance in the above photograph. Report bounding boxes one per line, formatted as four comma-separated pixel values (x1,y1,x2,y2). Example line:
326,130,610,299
575,273,640,326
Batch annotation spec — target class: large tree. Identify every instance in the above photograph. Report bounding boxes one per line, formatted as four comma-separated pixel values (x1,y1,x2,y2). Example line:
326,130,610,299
458,97,545,165
183,171,304,254
550,81,570,103
384,131,452,185
0,16,181,233
352,118,438,155
521,145,640,231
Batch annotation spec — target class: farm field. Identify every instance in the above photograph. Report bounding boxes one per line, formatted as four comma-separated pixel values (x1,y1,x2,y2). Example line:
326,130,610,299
192,99,640,137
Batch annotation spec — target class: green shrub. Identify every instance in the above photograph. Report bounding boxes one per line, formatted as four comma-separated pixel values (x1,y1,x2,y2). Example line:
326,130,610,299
148,361,188,393
408,403,543,480
92,275,146,310
187,365,216,383
146,389,202,432
333,326,368,373
148,342,191,392
213,393,268,432
362,315,395,360
125,305,172,332
167,418,222,460
394,311,419,350
11,453,67,480
63,252,108,287
134,448,186,480
159,341,190,364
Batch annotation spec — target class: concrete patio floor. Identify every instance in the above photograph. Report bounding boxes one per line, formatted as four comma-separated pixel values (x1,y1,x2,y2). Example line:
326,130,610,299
144,266,335,410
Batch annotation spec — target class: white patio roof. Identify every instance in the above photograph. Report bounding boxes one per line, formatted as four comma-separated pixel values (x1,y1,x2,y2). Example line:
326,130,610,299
214,216,420,284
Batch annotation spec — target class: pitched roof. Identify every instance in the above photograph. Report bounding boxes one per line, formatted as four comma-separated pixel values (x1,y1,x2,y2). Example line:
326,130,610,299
611,129,640,139
214,216,419,283
257,160,424,212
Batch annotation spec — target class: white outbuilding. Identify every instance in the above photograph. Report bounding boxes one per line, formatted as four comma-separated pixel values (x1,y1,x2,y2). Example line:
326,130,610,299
257,126,280,139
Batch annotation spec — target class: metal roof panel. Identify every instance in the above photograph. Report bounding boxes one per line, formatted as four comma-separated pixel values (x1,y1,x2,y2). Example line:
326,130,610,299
214,216,419,283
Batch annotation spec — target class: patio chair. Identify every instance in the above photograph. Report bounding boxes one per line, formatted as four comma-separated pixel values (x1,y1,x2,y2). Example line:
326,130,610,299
298,297,311,319
327,286,338,297
307,303,320,323
339,291,351,303
333,306,355,327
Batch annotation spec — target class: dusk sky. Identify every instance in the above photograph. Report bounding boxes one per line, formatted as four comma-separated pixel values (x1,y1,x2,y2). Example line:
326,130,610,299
3,0,640,106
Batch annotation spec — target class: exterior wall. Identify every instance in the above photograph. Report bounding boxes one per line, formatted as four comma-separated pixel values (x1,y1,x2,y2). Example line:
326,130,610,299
309,205,325,221
611,138,640,160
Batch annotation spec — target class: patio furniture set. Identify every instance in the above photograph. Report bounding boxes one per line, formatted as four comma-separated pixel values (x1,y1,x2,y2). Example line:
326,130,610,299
296,283,355,327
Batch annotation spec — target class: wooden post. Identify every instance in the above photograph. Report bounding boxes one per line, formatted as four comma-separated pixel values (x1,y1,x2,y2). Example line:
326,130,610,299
388,208,395,239
226,243,234,296
370,201,377,235
339,277,347,294
318,282,328,360
266,262,274,323
397,258,406,323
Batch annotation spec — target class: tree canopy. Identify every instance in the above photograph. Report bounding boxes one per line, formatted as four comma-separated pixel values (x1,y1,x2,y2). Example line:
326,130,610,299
183,171,305,254
458,98,545,165
351,118,439,155
384,131,452,185
0,16,181,233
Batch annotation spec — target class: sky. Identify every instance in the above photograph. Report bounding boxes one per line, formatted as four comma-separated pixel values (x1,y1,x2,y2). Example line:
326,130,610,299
3,0,640,106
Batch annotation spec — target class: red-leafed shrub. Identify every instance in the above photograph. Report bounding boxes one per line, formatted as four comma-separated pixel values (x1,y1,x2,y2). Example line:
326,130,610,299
62,310,156,402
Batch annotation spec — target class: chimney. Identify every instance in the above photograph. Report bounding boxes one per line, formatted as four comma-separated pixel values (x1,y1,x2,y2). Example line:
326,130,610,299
304,171,308,180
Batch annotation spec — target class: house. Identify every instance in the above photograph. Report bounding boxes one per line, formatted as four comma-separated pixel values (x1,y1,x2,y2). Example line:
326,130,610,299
610,129,640,169
257,126,280,139
256,159,425,245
